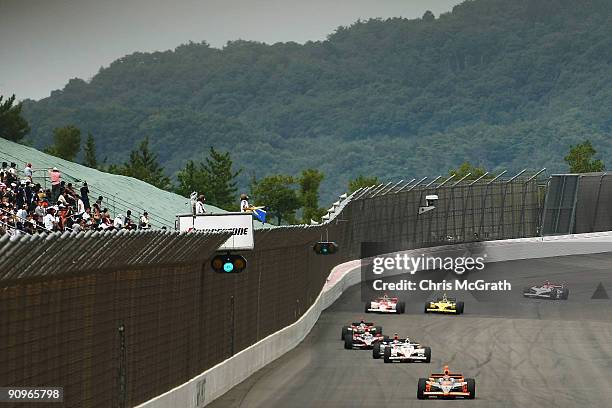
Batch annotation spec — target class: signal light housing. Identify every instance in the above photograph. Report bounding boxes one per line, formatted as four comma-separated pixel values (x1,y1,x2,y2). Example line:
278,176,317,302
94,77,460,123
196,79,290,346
313,241,338,255
211,253,247,273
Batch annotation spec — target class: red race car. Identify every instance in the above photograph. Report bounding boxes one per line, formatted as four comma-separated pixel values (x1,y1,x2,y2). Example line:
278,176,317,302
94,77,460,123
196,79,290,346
344,328,384,350
417,365,475,399
340,320,382,340
365,294,405,314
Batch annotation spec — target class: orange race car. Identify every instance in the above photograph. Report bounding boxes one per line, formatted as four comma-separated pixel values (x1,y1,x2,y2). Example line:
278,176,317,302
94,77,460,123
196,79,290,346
417,365,475,399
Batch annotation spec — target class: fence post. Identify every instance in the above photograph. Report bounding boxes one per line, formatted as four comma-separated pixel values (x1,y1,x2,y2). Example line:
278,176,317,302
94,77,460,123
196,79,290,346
118,324,127,408
229,295,235,356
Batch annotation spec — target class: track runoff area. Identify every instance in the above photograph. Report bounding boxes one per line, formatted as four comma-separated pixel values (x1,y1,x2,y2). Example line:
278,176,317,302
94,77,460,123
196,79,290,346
210,249,612,408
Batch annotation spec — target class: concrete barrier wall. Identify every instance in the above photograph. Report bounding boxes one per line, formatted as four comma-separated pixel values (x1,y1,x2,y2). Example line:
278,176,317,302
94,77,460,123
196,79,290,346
137,231,612,408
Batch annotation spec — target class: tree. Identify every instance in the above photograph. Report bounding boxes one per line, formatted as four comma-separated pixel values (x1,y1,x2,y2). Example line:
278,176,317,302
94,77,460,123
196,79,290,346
564,140,604,173
175,147,241,210
422,10,435,22
176,160,199,197
299,169,326,223
0,94,30,142
348,175,378,194
114,137,172,190
200,147,241,210
447,162,491,180
45,125,81,161
83,133,98,168
251,175,300,225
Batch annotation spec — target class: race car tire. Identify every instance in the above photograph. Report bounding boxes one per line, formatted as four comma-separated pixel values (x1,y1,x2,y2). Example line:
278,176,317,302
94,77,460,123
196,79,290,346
373,342,381,359
344,334,353,350
466,378,476,399
424,303,430,313
550,290,559,300
456,301,465,314
562,288,570,299
423,346,432,363
417,378,427,399
365,302,370,313
383,346,392,363
398,301,406,314
341,326,349,340
375,326,383,335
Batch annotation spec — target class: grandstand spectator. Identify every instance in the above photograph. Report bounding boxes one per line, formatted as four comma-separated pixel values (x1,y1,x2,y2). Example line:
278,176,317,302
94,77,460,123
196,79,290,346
57,205,72,230
65,182,76,200
76,195,85,214
139,212,150,230
24,182,35,212
16,204,28,223
34,202,46,219
9,162,17,176
15,181,26,209
124,210,136,230
100,209,113,230
43,208,57,231
195,195,206,214
23,163,33,180
95,196,103,207
72,220,82,233
57,191,68,207
240,193,250,212
113,214,125,229
92,203,101,224
80,182,90,210
48,167,62,203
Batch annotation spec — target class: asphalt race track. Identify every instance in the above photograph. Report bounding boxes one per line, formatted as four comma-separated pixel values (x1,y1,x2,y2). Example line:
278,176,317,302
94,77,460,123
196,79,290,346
210,252,612,408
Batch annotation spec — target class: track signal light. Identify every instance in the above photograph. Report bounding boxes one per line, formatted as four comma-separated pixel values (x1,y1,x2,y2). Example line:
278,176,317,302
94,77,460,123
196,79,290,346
313,241,338,255
211,253,247,273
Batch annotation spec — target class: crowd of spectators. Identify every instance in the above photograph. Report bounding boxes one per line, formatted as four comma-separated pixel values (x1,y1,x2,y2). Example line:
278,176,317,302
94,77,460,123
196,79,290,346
0,161,153,237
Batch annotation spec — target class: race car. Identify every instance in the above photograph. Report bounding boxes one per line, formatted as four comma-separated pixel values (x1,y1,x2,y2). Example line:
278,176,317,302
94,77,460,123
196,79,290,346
373,334,407,359
365,294,405,314
523,281,569,299
340,320,382,340
424,293,464,314
417,365,475,399
344,328,384,350
376,334,431,363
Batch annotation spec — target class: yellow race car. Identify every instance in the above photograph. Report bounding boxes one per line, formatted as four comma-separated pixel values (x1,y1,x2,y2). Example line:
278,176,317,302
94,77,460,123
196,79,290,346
424,294,464,314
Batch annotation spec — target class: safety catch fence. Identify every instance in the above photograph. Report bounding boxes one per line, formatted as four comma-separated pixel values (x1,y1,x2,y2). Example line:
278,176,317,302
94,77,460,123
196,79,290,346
0,175,541,407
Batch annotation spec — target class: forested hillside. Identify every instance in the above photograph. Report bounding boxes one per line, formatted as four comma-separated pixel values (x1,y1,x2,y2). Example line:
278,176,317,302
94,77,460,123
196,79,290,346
21,0,612,200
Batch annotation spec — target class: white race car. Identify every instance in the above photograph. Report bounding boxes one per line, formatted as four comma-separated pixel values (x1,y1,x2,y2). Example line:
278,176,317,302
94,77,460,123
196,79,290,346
382,335,431,363
344,328,384,350
523,281,569,300
365,294,405,314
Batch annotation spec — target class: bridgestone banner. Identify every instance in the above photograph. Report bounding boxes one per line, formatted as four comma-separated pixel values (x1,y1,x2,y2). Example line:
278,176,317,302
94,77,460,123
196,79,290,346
177,213,255,251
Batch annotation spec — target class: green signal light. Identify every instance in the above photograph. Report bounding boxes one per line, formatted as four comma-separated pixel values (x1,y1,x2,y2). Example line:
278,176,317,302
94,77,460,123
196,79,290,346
223,262,234,272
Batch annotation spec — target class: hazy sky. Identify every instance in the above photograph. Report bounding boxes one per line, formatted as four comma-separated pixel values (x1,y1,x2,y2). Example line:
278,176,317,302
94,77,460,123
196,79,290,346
0,0,462,101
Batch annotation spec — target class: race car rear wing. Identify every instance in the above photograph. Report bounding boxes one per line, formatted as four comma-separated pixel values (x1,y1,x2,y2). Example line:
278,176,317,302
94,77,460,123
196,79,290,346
430,374,464,379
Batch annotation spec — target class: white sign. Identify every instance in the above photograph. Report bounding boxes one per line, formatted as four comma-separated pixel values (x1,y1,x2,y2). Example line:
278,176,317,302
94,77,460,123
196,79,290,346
176,213,254,251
